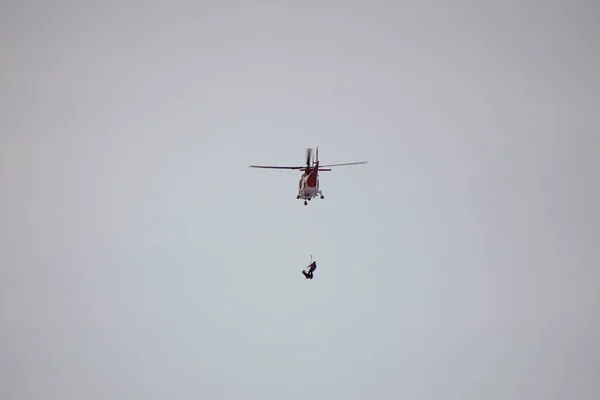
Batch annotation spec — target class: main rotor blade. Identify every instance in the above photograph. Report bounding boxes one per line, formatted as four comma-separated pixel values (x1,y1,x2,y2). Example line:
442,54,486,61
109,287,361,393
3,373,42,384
317,161,368,168
249,165,303,170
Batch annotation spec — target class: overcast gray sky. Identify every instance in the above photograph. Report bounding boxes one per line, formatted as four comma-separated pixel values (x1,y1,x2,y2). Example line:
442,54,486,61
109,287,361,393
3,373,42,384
1,1,599,399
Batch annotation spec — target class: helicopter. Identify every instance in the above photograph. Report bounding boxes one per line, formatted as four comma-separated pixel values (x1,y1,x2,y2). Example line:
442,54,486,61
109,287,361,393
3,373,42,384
250,147,367,205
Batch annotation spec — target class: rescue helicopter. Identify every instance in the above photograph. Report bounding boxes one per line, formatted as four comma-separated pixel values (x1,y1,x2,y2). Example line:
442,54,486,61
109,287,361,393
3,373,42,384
250,147,367,205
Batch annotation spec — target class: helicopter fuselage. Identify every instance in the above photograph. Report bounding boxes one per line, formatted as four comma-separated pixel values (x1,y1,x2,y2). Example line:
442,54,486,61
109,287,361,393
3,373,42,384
297,166,322,201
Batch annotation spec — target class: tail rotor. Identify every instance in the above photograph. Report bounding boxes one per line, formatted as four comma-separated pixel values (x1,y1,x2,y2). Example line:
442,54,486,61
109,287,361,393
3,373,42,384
305,148,313,167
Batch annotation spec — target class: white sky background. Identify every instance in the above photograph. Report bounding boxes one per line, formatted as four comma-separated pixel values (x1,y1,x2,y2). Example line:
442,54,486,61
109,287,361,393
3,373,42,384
1,1,599,399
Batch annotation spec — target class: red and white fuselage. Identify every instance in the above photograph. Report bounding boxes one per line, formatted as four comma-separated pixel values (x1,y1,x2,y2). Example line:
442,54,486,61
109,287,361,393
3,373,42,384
297,163,323,201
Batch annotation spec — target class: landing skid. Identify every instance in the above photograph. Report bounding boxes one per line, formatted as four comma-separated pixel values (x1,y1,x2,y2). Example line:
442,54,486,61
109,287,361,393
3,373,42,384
298,192,324,205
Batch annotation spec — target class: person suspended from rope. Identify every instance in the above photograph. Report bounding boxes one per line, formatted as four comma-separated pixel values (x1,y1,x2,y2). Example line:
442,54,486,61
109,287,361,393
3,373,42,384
302,256,317,279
